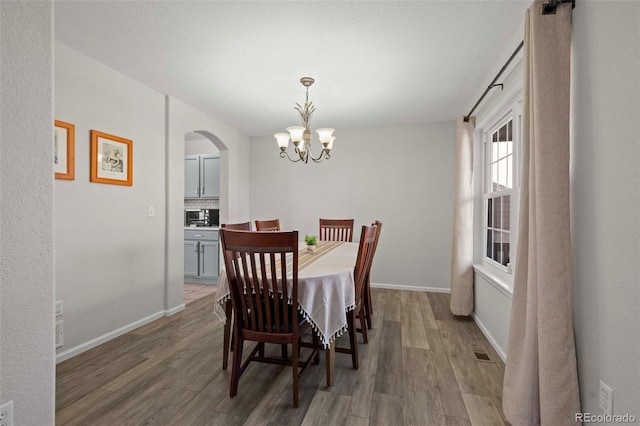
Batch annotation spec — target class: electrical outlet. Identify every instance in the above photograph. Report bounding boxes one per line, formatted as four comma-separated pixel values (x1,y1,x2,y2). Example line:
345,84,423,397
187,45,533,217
55,300,63,317
0,400,13,426
56,320,64,348
599,380,613,415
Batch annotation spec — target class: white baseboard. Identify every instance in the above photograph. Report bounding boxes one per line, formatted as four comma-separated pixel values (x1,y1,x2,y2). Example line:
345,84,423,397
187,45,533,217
370,282,450,294
165,303,185,316
55,310,165,363
472,312,507,362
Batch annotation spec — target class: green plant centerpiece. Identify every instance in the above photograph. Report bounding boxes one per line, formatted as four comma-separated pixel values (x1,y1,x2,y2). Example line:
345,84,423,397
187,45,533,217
305,235,318,253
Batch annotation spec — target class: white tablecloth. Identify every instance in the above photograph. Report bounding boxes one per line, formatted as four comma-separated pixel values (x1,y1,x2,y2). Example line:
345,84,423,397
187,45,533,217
214,241,357,347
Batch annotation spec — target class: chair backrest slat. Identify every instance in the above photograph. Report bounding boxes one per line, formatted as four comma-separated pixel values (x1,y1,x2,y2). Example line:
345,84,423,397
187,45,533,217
279,251,288,332
257,252,271,331
268,252,281,331
319,218,354,242
248,252,264,331
232,251,251,327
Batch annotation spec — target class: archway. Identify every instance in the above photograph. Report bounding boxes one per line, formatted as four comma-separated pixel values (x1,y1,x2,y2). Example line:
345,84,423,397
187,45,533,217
180,130,229,304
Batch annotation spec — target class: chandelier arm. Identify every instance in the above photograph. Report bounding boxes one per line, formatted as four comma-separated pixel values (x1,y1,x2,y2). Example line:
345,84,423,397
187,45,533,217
309,148,329,163
280,150,303,163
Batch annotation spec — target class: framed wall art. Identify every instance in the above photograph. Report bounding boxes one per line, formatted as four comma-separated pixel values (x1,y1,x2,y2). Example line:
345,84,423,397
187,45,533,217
54,120,75,180
90,130,133,186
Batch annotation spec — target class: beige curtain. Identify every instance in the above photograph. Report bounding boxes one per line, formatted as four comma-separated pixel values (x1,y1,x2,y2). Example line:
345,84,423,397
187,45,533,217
450,116,475,316
503,1,581,425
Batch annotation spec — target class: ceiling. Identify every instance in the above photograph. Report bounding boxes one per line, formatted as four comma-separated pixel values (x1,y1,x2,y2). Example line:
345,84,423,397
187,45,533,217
54,1,529,137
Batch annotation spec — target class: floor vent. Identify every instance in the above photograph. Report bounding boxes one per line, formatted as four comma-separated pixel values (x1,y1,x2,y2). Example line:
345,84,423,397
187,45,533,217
470,343,493,363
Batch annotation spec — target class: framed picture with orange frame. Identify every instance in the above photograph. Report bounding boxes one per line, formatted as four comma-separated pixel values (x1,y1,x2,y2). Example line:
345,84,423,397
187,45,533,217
90,129,133,186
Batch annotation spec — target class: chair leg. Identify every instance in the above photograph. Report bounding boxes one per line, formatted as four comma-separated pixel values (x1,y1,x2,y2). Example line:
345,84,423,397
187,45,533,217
365,276,373,329
258,342,265,358
229,331,243,398
223,322,231,371
292,338,299,408
223,302,232,370
312,332,320,364
346,310,359,370
358,305,368,344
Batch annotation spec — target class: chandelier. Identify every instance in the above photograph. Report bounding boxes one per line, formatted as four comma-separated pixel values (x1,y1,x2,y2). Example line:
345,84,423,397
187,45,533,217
274,77,335,163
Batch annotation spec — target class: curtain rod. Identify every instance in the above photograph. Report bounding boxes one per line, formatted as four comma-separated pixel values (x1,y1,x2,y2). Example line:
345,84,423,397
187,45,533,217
463,0,575,122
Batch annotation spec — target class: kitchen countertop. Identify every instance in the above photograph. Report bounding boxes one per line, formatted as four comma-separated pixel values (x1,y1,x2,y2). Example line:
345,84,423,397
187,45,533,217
184,226,220,230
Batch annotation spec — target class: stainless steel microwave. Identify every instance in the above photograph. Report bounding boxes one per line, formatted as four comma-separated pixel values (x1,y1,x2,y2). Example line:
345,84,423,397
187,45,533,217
185,209,219,227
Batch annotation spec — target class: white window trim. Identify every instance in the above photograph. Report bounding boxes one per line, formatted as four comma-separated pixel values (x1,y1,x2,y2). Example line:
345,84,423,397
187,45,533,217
476,99,522,292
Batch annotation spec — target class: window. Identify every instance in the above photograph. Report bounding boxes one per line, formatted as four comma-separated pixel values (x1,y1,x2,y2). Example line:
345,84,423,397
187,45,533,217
483,108,520,273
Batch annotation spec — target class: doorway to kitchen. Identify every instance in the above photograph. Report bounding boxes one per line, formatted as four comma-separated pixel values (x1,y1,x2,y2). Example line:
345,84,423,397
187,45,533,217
183,131,224,306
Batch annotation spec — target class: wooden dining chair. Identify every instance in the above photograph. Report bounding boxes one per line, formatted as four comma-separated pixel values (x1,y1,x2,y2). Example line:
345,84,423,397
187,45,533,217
319,218,355,242
219,228,319,408
254,218,281,231
335,224,377,370
221,221,252,231
363,220,382,330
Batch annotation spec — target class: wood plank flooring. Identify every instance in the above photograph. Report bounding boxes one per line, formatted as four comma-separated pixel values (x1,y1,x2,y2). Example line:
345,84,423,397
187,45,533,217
184,282,218,305
56,289,506,425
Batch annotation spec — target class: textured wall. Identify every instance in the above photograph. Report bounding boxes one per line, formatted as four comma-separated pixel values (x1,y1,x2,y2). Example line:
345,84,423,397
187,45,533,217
0,2,55,424
571,1,640,417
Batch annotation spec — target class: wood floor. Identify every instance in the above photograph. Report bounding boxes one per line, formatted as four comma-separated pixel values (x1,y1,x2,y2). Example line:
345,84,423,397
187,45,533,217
184,282,218,305
55,289,507,425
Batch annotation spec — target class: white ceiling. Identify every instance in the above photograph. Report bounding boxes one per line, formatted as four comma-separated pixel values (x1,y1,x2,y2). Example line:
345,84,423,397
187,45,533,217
54,1,529,137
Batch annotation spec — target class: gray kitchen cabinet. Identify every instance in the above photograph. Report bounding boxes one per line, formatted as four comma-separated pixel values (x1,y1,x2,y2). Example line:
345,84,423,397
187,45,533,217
184,229,219,283
200,154,219,198
184,156,200,198
184,240,200,277
185,154,219,199
199,241,219,279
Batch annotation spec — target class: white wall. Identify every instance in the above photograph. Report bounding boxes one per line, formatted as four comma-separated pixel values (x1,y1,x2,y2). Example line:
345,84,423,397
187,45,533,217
0,2,55,424
55,43,167,356
185,134,220,155
250,123,456,290
571,2,640,417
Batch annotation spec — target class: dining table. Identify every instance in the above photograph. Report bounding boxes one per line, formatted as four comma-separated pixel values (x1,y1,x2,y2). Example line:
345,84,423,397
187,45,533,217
213,240,359,386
